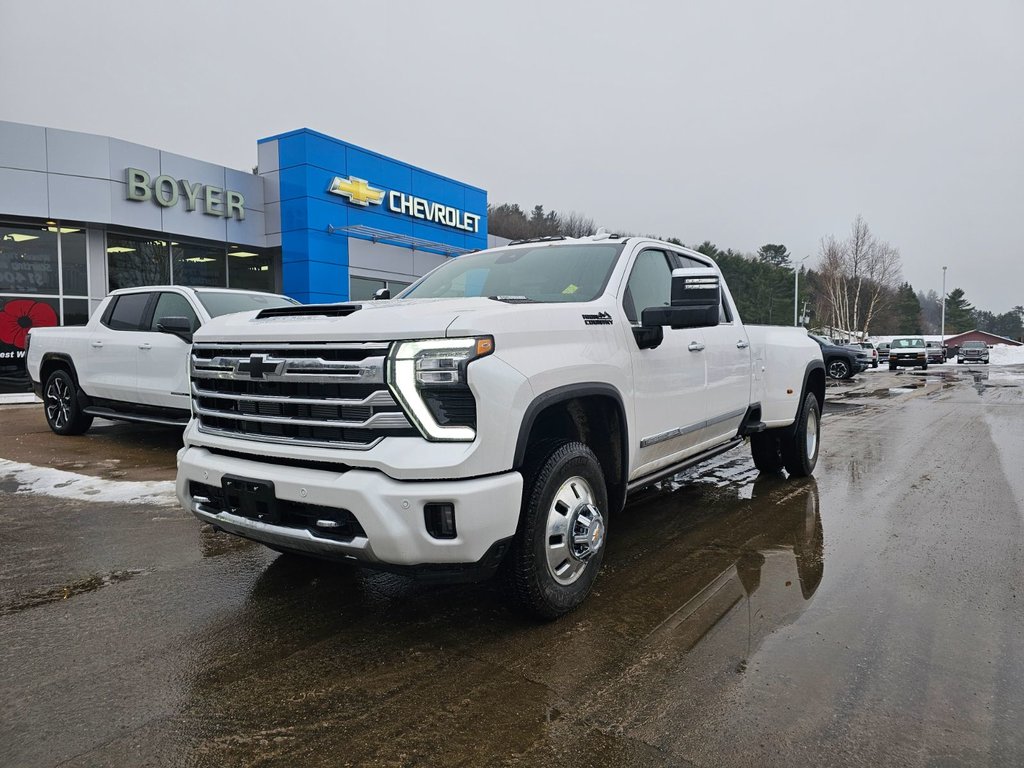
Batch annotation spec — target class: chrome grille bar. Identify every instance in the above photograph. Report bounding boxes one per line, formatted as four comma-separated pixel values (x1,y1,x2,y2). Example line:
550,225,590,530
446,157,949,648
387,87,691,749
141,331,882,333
190,341,412,450
194,405,410,431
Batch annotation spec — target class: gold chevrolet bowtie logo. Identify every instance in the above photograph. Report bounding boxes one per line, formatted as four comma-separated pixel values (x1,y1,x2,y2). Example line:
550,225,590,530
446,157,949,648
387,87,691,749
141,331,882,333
327,176,385,206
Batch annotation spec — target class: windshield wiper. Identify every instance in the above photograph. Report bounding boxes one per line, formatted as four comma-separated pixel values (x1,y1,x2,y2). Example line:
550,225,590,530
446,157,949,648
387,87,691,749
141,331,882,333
488,295,537,304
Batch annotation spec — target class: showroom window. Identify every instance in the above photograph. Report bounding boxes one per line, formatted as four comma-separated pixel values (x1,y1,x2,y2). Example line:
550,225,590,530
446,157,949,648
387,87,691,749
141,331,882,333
350,276,412,300
1,221,91,391
228,246,276,292
108,234,277,293
107,233,170,290
172,241,226,287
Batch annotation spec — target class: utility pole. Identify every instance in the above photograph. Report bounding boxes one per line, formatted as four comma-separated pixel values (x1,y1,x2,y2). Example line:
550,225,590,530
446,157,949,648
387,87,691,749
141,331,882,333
940,265,947,354
794,255,810,326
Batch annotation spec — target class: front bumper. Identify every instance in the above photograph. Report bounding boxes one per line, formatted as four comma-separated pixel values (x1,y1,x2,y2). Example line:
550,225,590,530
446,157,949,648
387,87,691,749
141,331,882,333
177,446,523,570
890,355,927,367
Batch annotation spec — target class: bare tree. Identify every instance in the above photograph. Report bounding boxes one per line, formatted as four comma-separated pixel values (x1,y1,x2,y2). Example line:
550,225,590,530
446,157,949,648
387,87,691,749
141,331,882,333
815,216,903,339
859,241,902,338
558,211,597,238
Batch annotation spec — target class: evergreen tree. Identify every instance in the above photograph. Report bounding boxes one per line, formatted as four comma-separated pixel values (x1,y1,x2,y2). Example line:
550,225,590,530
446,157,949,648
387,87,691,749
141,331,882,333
756,243,791,267
943,288,974,333
893,282,922,333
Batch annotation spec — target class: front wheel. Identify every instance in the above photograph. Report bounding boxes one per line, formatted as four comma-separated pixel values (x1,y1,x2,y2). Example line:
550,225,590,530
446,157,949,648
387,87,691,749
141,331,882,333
504,441,608,619
827,358,850,379
781,392,820,478
43,369,93,436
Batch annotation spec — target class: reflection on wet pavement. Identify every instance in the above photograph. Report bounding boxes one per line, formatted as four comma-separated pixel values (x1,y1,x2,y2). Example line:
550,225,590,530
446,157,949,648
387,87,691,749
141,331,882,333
156,466,824,767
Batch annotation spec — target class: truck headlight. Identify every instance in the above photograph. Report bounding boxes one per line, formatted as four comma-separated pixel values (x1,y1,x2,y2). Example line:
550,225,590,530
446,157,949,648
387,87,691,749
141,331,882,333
386,337,494,441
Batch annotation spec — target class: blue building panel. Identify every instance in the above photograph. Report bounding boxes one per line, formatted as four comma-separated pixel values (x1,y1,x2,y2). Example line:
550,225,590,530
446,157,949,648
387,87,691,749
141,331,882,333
260,128,488,304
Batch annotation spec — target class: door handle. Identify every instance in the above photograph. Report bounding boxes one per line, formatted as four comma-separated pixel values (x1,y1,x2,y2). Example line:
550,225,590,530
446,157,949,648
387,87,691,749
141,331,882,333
688,341,705,352
138,343,152,350
90,341,103,348
736,340,749,349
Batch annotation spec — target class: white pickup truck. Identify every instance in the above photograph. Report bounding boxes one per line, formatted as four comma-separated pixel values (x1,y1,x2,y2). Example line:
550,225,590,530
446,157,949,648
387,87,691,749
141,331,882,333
25,286,296,434
175,235,825,617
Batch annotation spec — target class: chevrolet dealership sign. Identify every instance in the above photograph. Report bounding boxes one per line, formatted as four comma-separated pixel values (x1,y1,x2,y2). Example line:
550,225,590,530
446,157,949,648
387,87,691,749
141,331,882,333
327,175,481,234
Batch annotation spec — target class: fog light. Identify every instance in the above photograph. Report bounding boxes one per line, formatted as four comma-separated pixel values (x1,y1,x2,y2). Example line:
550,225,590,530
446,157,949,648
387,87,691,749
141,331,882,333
424,503,457,539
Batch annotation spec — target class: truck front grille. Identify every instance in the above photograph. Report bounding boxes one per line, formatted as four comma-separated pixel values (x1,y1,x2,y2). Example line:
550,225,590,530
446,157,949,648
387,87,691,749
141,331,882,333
191,342,416,449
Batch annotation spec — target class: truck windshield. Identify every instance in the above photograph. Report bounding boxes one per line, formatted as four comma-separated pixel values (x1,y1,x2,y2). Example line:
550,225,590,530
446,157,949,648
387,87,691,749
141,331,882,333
196,291,298,318
400,243,625,303
892,338,925,348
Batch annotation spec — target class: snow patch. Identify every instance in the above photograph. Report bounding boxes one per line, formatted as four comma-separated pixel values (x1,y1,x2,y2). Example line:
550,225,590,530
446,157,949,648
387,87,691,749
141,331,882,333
0,459,177,506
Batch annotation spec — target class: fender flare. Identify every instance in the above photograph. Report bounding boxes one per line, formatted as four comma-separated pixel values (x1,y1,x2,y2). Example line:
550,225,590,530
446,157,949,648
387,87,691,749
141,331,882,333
513,382,630,512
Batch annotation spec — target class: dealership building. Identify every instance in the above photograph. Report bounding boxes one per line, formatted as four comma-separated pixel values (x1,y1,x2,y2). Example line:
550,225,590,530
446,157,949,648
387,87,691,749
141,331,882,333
0,120,492,389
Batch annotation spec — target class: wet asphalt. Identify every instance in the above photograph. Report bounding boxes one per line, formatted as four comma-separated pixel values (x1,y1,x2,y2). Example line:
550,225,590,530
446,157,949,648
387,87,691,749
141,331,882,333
1,365,1023,767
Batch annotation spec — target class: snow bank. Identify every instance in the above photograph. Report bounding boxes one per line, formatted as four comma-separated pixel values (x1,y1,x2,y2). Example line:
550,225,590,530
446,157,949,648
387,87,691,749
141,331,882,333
990,344,1024,365
0,459,177,506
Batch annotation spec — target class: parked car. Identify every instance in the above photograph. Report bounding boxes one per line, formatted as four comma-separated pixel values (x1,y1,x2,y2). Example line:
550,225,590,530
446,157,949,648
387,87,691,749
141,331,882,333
957,340,990,364
876,341,891,363
888,337,928,370
808,335,869,379
175,235,826,617
925,341,945,364
850,341,879,368
26,286,298,435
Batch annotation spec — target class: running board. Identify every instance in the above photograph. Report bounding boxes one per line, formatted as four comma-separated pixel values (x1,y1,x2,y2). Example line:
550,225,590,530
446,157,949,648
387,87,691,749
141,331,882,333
626,437,745,495
83,407,189,427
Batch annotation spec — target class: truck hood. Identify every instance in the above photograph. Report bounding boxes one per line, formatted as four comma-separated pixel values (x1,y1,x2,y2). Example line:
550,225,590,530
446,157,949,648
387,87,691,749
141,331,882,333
192,297,606,343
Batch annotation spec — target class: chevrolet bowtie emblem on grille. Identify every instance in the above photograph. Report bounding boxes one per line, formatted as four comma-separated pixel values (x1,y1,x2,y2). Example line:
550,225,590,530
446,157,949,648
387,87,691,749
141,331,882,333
235,354,285,379
327,176,385,206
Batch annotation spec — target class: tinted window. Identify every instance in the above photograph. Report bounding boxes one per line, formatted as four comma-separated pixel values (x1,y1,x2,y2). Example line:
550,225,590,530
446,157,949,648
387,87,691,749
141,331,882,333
106,293,151,331
151,292,200,332
195,291,297,318
624,250,673,323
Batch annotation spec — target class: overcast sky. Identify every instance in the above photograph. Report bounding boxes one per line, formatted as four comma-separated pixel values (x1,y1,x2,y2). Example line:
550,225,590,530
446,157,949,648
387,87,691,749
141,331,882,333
1,0,1021,311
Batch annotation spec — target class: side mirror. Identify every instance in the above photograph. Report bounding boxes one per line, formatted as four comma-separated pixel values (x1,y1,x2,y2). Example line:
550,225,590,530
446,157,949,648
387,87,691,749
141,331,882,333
156,316,194,343
373,288,391,300
641,268,722,330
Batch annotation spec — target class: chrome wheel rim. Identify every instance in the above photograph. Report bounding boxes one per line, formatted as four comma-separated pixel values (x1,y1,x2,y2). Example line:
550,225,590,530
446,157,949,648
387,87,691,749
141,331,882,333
45,377,72,429
827,360,848,378
545,476,604,586
806,407,819,460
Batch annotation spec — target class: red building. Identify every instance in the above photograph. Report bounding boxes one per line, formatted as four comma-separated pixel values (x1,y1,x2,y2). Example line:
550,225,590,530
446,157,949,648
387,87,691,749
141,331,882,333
943,329,1023,353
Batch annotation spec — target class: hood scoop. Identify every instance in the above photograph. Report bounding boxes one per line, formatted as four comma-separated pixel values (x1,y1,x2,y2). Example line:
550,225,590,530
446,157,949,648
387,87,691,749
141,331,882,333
256,303,362,319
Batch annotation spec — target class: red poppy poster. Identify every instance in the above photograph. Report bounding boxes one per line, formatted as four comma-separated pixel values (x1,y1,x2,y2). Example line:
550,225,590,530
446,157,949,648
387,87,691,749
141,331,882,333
0,298,58,375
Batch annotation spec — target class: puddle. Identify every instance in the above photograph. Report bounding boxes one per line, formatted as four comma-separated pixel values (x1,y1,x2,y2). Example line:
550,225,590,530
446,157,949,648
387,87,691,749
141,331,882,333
0,569,146,616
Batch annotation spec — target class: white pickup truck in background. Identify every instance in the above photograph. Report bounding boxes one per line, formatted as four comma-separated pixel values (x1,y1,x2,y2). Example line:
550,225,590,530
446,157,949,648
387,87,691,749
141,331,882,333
25,286,296,434
175,235,825,617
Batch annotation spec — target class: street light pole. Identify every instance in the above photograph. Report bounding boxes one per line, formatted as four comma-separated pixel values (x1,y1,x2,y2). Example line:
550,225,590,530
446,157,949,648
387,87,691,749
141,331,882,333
940,265,947,353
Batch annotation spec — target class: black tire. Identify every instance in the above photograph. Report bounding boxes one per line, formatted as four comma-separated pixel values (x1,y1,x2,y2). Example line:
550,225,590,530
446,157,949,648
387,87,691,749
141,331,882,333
826,358,850,379
921,362,928,370
504,440,608,619
889,362,896,371
872,361,878,368
781,392,820,478
750,431,784,473
958,360,963,365
43,369,93,435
